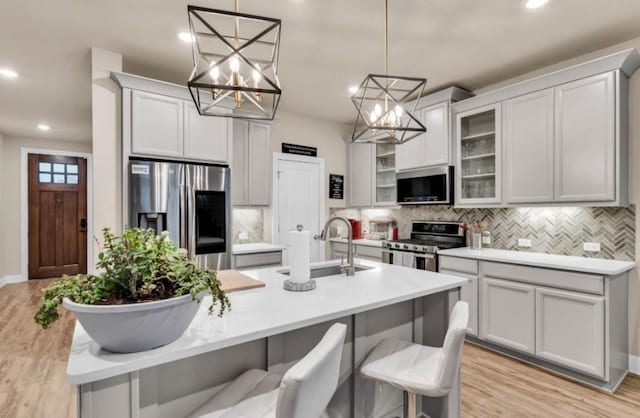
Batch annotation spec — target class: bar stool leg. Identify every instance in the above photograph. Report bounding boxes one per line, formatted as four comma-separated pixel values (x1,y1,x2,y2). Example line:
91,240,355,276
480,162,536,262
407,391,416,418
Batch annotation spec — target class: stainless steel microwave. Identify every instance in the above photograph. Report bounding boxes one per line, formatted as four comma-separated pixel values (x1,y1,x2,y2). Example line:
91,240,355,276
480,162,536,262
396,166,454,205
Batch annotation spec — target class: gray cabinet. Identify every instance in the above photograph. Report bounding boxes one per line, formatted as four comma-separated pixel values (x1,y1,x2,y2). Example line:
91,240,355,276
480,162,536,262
480,277,535,354
233,251,283,270
535,287,605,378
131,90,184,157
503,89,555,203
183,101,230,163
130,90,231,164
396,102,450,171
456,104,502,205
347,142,374,207
232,120,271,206
440,269,478,336
554,72,615,202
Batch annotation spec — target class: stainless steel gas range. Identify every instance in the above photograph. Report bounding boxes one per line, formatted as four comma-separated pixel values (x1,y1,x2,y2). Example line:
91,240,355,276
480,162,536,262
382,221,466,271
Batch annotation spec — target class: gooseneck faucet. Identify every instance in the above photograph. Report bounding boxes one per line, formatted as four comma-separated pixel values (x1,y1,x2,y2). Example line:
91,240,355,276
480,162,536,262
319,216,355,276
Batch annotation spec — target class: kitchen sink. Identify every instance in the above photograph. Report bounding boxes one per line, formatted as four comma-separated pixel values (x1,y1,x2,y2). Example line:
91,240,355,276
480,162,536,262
279,264,373,279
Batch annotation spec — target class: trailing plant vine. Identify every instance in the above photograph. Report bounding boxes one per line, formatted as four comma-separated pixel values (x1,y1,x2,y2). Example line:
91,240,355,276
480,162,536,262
35,227,230,329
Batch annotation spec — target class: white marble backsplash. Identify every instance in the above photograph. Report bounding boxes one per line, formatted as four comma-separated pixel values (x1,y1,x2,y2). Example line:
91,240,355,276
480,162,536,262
330,205,636,261
232,208,264,244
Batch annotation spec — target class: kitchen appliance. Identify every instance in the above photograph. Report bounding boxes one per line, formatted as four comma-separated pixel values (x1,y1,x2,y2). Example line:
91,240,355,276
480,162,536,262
396,166,454,205
128,157,231,270
348,218,363,240
382,221,466,271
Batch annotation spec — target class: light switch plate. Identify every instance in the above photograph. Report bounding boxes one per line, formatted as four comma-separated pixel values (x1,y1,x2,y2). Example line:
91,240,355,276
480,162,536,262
583,242,601,252
239,231,249,240
518,238,532,248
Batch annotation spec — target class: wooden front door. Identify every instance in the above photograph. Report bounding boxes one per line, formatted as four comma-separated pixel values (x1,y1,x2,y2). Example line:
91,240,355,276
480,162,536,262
28,154,87,279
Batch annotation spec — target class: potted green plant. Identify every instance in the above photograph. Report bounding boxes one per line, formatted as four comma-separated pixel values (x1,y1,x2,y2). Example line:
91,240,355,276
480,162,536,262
34,227,230,353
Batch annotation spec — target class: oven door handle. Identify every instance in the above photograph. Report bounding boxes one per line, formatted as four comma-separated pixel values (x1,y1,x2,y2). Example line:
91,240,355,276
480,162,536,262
414,253,435,259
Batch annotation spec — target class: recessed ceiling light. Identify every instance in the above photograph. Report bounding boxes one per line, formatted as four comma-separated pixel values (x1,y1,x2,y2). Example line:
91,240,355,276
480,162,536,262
523,0,549,9
0,68,19,79
37,123,51,131
178,31,195,43
348,85,359,94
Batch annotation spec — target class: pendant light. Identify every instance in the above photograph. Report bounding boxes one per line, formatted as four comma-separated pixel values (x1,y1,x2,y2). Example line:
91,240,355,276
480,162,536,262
350,0,427,144
187,2,282,120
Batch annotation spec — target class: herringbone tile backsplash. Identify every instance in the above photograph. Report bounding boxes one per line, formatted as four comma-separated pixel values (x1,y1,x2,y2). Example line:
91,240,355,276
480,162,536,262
330,206,636,261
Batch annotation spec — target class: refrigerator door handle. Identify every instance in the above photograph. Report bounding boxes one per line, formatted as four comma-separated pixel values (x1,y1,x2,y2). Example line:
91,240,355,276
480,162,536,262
179,165,189,254
187,187,197,261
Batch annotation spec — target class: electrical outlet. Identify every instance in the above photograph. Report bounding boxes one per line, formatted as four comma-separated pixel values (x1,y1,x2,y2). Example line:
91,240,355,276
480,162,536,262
583,242,601,252
238,231,249,240
518,238,532,248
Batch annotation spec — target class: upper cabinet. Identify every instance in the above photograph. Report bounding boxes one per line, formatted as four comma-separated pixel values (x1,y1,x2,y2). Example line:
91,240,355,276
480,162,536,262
184,101,230,163
503,89,555,204
456,104,502,205
113,72,233,165
374,143,397,206
396,87,473,173
232,120,271,206
452,48,640,207
554,73,615,202
396,102,450,171
347,142,374,207
131,91,184,158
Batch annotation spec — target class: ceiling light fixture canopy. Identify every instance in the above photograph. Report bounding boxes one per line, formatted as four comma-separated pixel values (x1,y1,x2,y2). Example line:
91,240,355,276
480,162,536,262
186,2,282,120
350,0,426,144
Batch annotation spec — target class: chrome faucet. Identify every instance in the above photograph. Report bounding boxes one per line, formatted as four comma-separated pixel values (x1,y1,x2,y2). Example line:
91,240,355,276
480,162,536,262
319,216,355,276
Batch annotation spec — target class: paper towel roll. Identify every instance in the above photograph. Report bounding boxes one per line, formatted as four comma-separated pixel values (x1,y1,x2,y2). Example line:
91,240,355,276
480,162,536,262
289,228,311,284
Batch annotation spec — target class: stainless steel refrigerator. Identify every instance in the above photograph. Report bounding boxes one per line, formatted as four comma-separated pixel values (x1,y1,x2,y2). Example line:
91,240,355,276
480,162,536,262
128,158,231,270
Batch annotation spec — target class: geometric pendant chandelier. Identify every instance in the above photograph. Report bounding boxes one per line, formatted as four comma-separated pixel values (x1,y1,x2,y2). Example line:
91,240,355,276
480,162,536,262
351,0,427,144
187,3,282,120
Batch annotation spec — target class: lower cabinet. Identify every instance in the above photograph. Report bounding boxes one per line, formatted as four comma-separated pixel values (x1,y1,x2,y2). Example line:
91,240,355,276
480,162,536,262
535,287,605,378
480,278,536,354
440,269,478,336
233,251,283,270
330,242,383,262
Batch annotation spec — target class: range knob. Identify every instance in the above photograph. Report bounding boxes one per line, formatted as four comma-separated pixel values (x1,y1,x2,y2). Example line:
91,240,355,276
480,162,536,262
403,244,409,249
413,245,419,251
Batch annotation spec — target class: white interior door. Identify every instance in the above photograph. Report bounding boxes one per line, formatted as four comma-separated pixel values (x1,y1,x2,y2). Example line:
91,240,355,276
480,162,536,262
275,154,324,263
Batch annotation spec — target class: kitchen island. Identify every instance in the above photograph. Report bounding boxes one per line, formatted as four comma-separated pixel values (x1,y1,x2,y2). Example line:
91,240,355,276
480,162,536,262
67,259,467,418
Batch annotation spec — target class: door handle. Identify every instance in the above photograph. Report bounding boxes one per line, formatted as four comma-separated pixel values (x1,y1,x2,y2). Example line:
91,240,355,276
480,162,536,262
80,218,87,232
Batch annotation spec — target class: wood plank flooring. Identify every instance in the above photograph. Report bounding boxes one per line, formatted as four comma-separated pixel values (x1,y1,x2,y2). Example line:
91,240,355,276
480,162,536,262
1,279,639,417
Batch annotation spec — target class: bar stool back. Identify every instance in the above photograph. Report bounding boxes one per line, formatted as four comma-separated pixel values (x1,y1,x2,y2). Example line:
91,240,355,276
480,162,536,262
186,322,347,418
360,301,469,417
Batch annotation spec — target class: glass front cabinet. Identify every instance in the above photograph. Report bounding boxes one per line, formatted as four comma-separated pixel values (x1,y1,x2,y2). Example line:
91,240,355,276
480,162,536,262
455,104,502,205
374,143,397,206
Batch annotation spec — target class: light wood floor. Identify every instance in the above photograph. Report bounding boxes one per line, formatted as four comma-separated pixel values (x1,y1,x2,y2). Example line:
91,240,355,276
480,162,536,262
1,279,640,418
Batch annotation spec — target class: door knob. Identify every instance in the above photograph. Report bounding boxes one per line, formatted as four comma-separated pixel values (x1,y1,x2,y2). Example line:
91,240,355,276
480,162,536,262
80,218,87,232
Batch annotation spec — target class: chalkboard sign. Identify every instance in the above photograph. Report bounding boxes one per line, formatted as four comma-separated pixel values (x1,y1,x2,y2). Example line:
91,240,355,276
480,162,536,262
329,174,344,200
282,142,317,157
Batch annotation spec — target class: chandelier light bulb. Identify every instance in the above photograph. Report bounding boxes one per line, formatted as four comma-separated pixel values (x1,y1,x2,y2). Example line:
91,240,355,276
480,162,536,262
252,64,262,83
209,62,219,82
229,55,240,73
394,105,403,117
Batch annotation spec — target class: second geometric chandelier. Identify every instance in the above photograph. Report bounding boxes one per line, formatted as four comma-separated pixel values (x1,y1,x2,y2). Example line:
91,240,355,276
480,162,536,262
351,0,427,144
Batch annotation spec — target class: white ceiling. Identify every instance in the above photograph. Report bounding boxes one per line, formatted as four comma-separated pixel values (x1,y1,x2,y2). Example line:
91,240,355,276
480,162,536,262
2,0,640,142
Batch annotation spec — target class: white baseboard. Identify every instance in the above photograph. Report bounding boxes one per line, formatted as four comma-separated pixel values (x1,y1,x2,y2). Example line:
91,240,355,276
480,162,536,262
0,275,26,288
630,354,640,375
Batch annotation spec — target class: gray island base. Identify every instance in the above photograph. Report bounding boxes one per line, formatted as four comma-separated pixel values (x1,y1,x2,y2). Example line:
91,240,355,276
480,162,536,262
67,260,467,418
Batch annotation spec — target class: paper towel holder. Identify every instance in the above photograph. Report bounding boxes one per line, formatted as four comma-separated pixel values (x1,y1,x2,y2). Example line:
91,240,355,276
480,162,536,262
283,224,316,292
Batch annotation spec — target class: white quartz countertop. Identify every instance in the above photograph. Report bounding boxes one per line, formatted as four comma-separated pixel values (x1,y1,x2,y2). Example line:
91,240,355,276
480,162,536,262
438,248,635,276
232,243,286,255
329,238,385,248
66,259,466,385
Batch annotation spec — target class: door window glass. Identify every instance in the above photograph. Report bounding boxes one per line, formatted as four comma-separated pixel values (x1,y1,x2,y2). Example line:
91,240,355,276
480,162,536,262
38,161,81,184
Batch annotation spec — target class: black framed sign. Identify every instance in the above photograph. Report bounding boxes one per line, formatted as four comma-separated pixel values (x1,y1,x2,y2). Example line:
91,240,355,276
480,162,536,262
329,174,344,200
282,142,317,157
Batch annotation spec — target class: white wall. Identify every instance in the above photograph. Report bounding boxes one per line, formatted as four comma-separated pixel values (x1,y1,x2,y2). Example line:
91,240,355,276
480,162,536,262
91,48,123,267
472,36,640,358
262,110,349,242
0,136,92,277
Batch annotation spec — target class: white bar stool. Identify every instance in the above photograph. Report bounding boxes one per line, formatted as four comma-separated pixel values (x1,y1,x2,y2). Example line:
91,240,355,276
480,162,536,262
186,323,347,418
360,301,469,418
